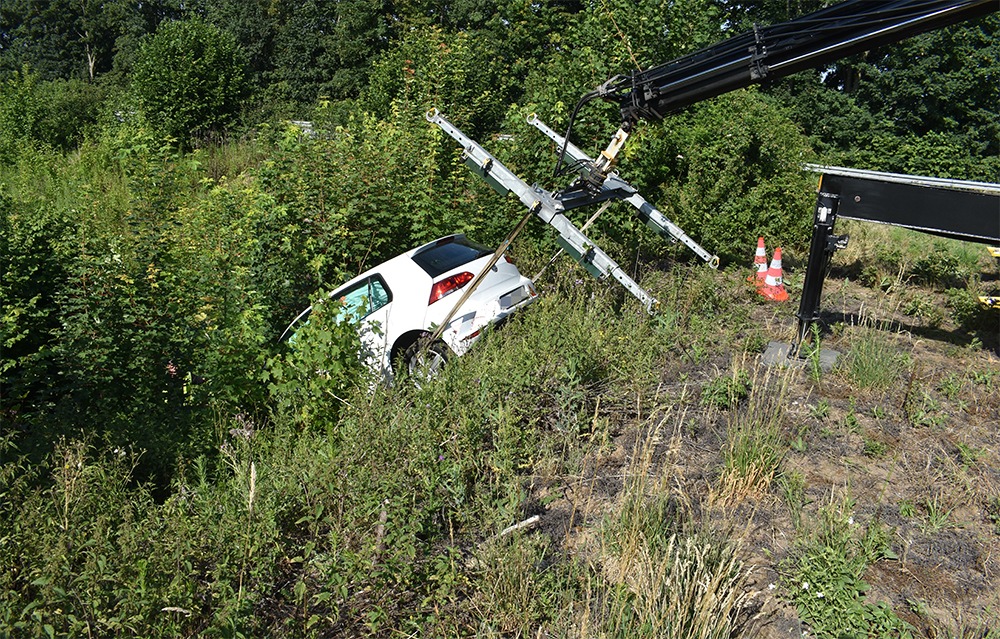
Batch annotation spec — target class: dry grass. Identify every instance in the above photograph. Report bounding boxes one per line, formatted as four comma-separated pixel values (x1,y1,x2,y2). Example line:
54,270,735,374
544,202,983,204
711,365,790,508
562,420,764,638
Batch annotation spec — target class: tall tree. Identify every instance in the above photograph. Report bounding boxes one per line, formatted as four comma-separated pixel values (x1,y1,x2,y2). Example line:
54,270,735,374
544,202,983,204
718,0,828,33
199,0,276,90
0,0,122,80
853,15,1000,159
266,0,394,106
0,0,188,82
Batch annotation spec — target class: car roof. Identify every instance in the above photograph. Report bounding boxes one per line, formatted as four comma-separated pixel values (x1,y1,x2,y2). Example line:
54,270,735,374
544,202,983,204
336,233,468,290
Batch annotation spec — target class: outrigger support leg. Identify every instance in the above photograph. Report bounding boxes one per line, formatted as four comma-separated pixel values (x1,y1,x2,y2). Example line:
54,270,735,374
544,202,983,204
793,189,848,355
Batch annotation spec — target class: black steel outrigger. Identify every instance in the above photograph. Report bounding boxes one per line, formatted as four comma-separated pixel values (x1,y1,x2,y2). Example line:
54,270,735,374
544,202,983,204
793,165,1000,354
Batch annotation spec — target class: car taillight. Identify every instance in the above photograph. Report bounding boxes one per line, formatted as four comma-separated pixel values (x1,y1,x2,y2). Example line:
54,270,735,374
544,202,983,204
429,271,474,304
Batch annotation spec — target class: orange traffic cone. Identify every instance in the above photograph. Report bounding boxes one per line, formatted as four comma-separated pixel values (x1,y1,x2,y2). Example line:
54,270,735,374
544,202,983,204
748,236,768,286
758,246,789,302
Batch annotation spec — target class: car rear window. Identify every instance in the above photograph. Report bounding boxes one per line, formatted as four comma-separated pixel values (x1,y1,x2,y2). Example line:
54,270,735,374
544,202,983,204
411,236,492,278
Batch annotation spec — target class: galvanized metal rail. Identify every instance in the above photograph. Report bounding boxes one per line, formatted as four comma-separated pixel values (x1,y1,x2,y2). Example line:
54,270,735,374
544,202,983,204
526,113,719,268
426,108,659,313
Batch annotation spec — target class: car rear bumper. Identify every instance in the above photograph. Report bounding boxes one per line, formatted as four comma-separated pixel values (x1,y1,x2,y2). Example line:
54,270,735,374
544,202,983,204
440,279,537,355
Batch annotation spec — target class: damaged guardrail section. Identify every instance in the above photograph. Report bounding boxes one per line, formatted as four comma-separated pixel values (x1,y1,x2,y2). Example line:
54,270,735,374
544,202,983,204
427,108,719,313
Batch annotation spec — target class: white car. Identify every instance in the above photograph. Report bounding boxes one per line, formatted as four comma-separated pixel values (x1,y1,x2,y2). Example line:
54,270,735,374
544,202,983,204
280,234,538,382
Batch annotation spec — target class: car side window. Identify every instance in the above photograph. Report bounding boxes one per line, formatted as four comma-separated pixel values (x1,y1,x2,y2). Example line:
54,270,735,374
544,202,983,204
367,277,390,314
340,284,369,317
337,275,392,319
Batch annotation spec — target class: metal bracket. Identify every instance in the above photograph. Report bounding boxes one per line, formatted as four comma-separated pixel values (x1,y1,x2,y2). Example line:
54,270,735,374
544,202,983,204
749,24,770,81
828,234,849,252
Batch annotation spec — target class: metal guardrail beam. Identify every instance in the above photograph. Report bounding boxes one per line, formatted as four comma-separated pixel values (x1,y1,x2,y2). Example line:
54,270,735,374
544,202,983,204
426,109,660,313
527,114,719,268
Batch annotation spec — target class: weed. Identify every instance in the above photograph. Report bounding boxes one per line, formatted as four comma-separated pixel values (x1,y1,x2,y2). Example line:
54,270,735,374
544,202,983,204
779,470,807,529
922,494,954,534
969,368,999,392
802,323,825,381
713,370,788,505
859,520,897,562
956,442,982,468
597,489,756,637
781,498,912,638
899,500,917,518
911,247,964,289
789,425,808,453
986,497,1000,535
845,328,909,392
903,295,944,327
597,531,755,639
938,373,963,400
906,598,930,616
810,399,830,420
844,411,861,434
863,438,888,458
860,263,900,292
946,286,993,330
700,368,751,410
472,535,576,636
907,389,945,427
927,619,1000,639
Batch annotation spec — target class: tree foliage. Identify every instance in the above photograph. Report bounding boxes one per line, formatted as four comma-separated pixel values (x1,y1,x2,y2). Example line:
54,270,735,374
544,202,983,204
131,18,249,142
628,90,815,261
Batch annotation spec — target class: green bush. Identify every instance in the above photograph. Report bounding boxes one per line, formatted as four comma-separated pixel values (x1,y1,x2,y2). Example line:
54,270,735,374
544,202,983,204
34,78,105,151
946,287,994,332
0,69,42,163
633,90,815,264
264,296,367,430
131,18,249,144
781,501,911,638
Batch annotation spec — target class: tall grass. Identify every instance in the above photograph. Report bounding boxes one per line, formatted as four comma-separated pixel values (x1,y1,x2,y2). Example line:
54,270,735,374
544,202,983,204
588,422,761,639
711,364,789,507
844,324,910,392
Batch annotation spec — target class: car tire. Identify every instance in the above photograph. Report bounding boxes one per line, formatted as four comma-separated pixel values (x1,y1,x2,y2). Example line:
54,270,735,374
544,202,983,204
402,339,451,385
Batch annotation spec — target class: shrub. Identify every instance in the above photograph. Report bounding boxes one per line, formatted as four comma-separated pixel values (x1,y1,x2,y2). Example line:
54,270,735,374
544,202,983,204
625,90,815,263
781,500,911,638
264,296,367,431
131,18,249,144
33,78,105,151
0,69,42,163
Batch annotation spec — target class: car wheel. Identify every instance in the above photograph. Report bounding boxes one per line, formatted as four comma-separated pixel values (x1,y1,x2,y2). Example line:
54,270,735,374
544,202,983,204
403,340,450,385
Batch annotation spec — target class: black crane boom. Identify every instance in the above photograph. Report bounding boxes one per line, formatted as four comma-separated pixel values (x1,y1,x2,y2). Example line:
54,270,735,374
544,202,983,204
610,0,996,124
562,0,998,195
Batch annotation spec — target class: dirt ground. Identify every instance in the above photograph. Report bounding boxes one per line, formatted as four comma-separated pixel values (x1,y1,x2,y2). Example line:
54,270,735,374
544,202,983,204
535,271,1000,636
